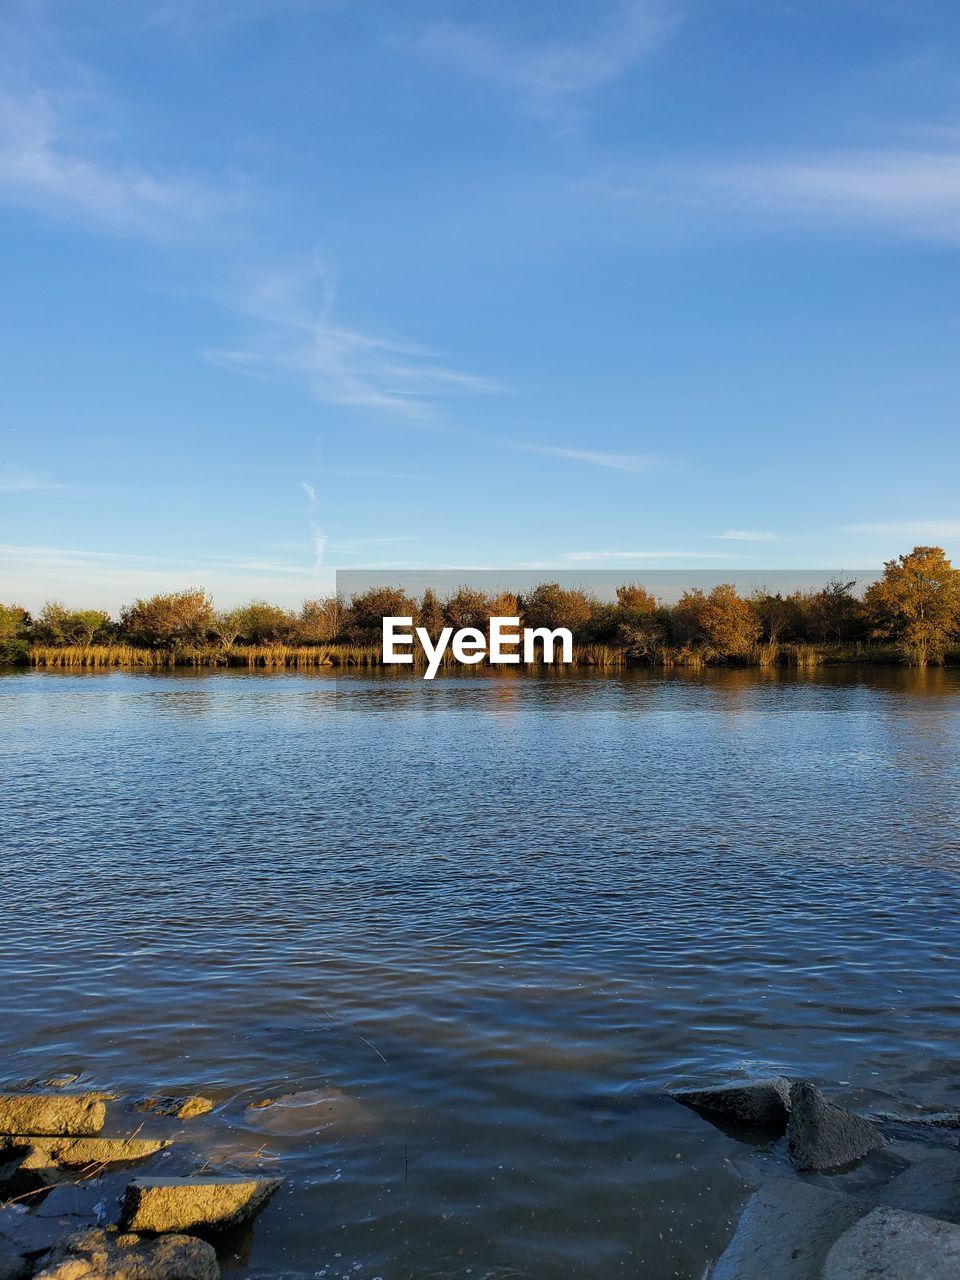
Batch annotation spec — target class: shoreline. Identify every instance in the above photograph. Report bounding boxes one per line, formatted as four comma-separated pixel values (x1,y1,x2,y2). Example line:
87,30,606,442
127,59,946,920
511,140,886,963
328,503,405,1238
10,640,960,671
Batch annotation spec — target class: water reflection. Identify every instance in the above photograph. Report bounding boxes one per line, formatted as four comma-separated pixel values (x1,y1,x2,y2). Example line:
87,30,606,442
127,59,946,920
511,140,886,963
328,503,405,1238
1,668,959,1279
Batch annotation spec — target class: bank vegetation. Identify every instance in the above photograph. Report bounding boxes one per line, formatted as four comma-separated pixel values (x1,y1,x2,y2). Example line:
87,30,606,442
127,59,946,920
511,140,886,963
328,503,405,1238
3,546,960,671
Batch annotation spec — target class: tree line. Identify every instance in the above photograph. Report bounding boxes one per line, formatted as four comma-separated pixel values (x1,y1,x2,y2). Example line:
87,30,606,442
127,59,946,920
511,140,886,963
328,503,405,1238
3,546,960,668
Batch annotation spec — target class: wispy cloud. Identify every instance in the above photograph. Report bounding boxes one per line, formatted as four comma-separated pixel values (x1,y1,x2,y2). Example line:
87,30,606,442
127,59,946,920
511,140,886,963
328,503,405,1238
693,149,960,243
300,480,318,503
711,529,778,542
0,465,65,493
513,443,660,473
841,520,960,537
0,86,223,236
208,261,499,417
415,0,676,123
562,549,742,561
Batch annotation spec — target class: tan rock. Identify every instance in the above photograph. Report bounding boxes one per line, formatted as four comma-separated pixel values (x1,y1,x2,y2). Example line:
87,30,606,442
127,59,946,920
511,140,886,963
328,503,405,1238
0,1095,107,1138
120,1177,281,1234
3,1136,170,1171
33,1228,218,1280
244,1088,371,1136
137,1097,214,1121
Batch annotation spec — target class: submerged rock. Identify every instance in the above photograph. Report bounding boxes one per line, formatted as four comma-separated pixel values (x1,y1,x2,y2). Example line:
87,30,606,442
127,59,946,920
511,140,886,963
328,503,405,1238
0,1234,29,1280
3,1136,170,1172
244,1088,370,1136
33,1228,219,1280
137,1097,214,1122
0,1206,68,1258
672,1077,792,1133
709,1179,869,1279
0,1095,106,1139
787,1082,886,1171
33,1185,101,1227
823,1205,960,1279
120,1176,282,1234
871,1148,960,1224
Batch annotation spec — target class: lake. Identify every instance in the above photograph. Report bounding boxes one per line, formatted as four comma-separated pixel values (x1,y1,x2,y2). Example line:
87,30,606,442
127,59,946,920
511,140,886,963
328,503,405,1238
2,667,960,1278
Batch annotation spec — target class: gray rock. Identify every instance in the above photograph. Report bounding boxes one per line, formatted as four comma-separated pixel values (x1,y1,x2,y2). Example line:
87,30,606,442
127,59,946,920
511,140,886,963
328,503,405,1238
0,1205,68,1256
672,1077,793,1132
0,1094,107,1138
871,1149,960,1224
33,1185,101,1225
0,1235,29,1280
823,1205,960,1279
788,1081,886,1171
33,1227,219,1280
120,1176,282,1234
709,1178,870,1279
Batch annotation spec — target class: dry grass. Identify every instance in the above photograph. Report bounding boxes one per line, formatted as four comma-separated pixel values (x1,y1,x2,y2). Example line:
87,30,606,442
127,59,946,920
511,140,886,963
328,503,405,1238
27,639,936,671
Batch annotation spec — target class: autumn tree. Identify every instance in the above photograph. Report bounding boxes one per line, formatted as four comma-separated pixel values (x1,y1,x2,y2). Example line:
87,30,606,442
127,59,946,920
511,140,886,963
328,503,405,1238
231,600,295,644
521,583,595,637
210,608,246,648
120,589,215,648
673,584,762,656
34,601,112,645
416,589,447,642
616,583,658,613
297,596,343,644
443,587,492,632
340,587,418,646
864,546,960,666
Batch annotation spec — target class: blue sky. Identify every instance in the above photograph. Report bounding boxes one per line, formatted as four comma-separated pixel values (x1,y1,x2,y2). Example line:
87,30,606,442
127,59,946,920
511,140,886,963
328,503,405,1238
2,0,960,610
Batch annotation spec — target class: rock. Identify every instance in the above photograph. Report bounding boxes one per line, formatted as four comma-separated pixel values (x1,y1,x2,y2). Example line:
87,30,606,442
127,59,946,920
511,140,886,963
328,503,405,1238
875,1109,960,1131
137,1097,214,1122
0,1151,25,1195
672,1077,793,1133
823,1205,960,1279
244,1088,371,1135
33,1227,218,1280
33,1185,101,1225
871,1149,960,1223
787,1082,886,1171
709,1179,870,1279
3,1136,170,1172
0,1205,69,1257
120,1176,282,1234
0,1236,29,1280
0,1095,106,1138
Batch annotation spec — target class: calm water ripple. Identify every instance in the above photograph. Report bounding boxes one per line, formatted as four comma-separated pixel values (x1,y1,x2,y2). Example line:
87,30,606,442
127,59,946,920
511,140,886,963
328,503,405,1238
2,668,960,1278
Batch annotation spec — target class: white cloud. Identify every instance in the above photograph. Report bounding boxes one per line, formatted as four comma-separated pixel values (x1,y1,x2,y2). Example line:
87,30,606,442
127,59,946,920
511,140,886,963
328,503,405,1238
841,520,960,537
696,149,960,242
514,443,660,472
0,466,64,492
711,529,778,541
208,262,499,418
0,541,337,611
0,86,223,236
300,480,318,504
562,549,741,561
415,0,675,122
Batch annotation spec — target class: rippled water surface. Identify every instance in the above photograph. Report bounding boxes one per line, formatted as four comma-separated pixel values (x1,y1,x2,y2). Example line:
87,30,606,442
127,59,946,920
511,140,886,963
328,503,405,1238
3,668,960,1278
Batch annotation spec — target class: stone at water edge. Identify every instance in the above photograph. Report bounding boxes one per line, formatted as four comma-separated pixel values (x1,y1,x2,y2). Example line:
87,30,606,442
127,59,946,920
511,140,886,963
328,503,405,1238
32,1184,102,1225
671,1077,793,1131
137,1096,215,1121
0,1206,69,1258
0,1095,107,1138
823,1205,960,1280
244,1087,371,1135
120,1176,282,1234
2,1135,171,1171
0,1235,29,1280
870,1148,960,1224
787,1081,886,1171
708,1179,871,1279
33,1228,219,1280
